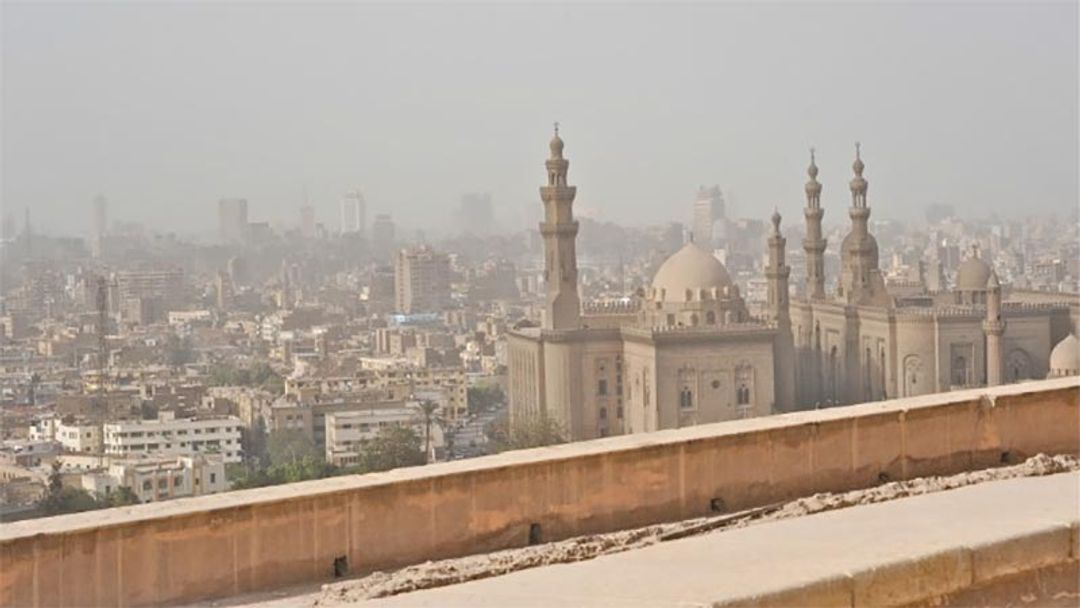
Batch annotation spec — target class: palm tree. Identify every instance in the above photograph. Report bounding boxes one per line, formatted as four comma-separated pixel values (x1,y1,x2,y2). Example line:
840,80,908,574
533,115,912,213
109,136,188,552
417,399,439,464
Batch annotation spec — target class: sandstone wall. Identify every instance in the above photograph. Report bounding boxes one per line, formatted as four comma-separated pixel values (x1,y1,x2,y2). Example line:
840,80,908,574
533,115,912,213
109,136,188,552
2,377,1077,607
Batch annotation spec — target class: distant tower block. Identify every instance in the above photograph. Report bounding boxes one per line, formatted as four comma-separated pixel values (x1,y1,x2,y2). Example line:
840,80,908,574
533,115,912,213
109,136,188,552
340,190,365,236
539,124,582,331
92,194,107,258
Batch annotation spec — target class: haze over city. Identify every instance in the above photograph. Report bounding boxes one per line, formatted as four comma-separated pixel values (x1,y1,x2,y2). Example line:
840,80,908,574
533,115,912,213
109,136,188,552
3,1,1077,237
2,3,1080,607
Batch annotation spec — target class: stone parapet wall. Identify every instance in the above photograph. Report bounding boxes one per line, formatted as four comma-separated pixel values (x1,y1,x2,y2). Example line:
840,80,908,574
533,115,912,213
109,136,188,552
2,377,1078,607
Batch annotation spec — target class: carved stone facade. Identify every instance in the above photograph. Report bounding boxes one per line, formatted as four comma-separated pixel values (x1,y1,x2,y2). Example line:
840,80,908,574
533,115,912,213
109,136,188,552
509,131,780,442
791,146,1076,407
510,134,1078,441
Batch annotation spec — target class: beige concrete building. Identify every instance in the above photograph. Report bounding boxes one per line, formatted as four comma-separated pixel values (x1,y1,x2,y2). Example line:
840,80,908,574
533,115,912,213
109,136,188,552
509,134,1078,441
394,245,452,314
509,130,787,441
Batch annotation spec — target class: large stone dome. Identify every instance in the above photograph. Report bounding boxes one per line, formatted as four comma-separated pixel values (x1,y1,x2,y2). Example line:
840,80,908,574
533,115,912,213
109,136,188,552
955,255,992,291
651,242,734,302
1048,334,1079,377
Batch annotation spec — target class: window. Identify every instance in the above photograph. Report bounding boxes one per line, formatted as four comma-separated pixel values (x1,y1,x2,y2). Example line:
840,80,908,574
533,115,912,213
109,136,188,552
616,406,624,419
679,387,693,409
706,311,716,325
597,379,607,396
174,476,183,487
142,480,152,491
158,479,167,489
210,473,216,484
599,407,607,420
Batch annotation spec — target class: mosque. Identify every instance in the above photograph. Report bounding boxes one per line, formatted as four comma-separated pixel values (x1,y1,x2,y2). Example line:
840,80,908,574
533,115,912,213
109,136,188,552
507,129,1079,442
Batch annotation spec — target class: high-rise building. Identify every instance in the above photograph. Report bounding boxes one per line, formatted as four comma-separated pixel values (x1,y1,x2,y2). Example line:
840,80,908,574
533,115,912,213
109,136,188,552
457,192,495,236
691,186,724,250
116,268,185,324
92,194,107,258
394,245,451,314
371,214,396,259
340,190,365,235
300,204,316,239
218,198,249,244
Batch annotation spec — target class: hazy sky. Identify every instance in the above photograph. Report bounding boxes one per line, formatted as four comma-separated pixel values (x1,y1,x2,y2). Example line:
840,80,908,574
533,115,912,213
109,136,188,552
3,2,1077,238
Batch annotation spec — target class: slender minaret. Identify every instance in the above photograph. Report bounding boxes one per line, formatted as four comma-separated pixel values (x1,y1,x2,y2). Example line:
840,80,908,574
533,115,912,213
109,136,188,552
768,210,796,409
838,143,889,306
539,124,581,330
983,271,1005,386
803,148,827,299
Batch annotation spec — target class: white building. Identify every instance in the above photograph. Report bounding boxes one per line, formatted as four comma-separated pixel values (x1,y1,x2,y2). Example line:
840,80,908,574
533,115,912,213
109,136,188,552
81,454,227,503
102,412,243,464
324,402,443,467
29,417,102,454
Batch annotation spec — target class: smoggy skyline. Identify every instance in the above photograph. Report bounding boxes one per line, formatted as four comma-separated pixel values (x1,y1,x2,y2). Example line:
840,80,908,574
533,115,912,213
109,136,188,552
3,2,1077,238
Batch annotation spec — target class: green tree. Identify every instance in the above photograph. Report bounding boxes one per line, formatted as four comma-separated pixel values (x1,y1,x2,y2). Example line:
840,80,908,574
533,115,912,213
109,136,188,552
485,411,566,453
356,425,426,473
417,400,439,463
267,429,320,469
38,460,100,516
467,384,505,414
165,334,194,368
103,486,140,508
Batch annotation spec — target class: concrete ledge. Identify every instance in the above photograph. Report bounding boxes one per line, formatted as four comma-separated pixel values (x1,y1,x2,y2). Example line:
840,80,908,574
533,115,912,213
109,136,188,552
852,547,972,606
970,525,1074,583
2,378,1078,607
362,473,1080,608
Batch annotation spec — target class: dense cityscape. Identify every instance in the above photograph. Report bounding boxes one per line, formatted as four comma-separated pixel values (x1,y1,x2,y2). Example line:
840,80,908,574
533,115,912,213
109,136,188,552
1,130,1076,520
3,1,1078,605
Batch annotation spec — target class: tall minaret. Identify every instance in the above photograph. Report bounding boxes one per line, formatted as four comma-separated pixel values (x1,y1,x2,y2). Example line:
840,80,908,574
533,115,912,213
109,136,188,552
803,148,827,299
838,143,889,306
983,271,1005,386
768,210,796,410
539,124,581,330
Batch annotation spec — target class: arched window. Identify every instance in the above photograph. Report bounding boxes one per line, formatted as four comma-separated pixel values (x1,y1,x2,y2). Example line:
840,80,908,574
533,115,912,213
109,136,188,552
735,365,753,406
1006,350,1031,383
903,355,921,397
706,311,716,325
690,314,699,326
952,356,968,387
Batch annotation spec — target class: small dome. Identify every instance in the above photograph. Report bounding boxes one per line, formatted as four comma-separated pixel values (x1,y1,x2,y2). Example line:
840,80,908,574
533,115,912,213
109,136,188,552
651,242,734,302
955,255,992,291
1048,334,1079,376
549,133,564,158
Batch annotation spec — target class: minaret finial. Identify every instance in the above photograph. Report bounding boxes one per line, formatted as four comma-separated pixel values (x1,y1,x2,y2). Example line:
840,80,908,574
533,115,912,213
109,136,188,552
553,121,559,137
855,141,861,160
810,147,816,163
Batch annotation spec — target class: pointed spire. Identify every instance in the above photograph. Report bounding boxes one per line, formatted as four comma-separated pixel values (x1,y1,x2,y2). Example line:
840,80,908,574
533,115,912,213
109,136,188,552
849,142,868,207
805,146,822,208
549,121,564,159
771,208,782,235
